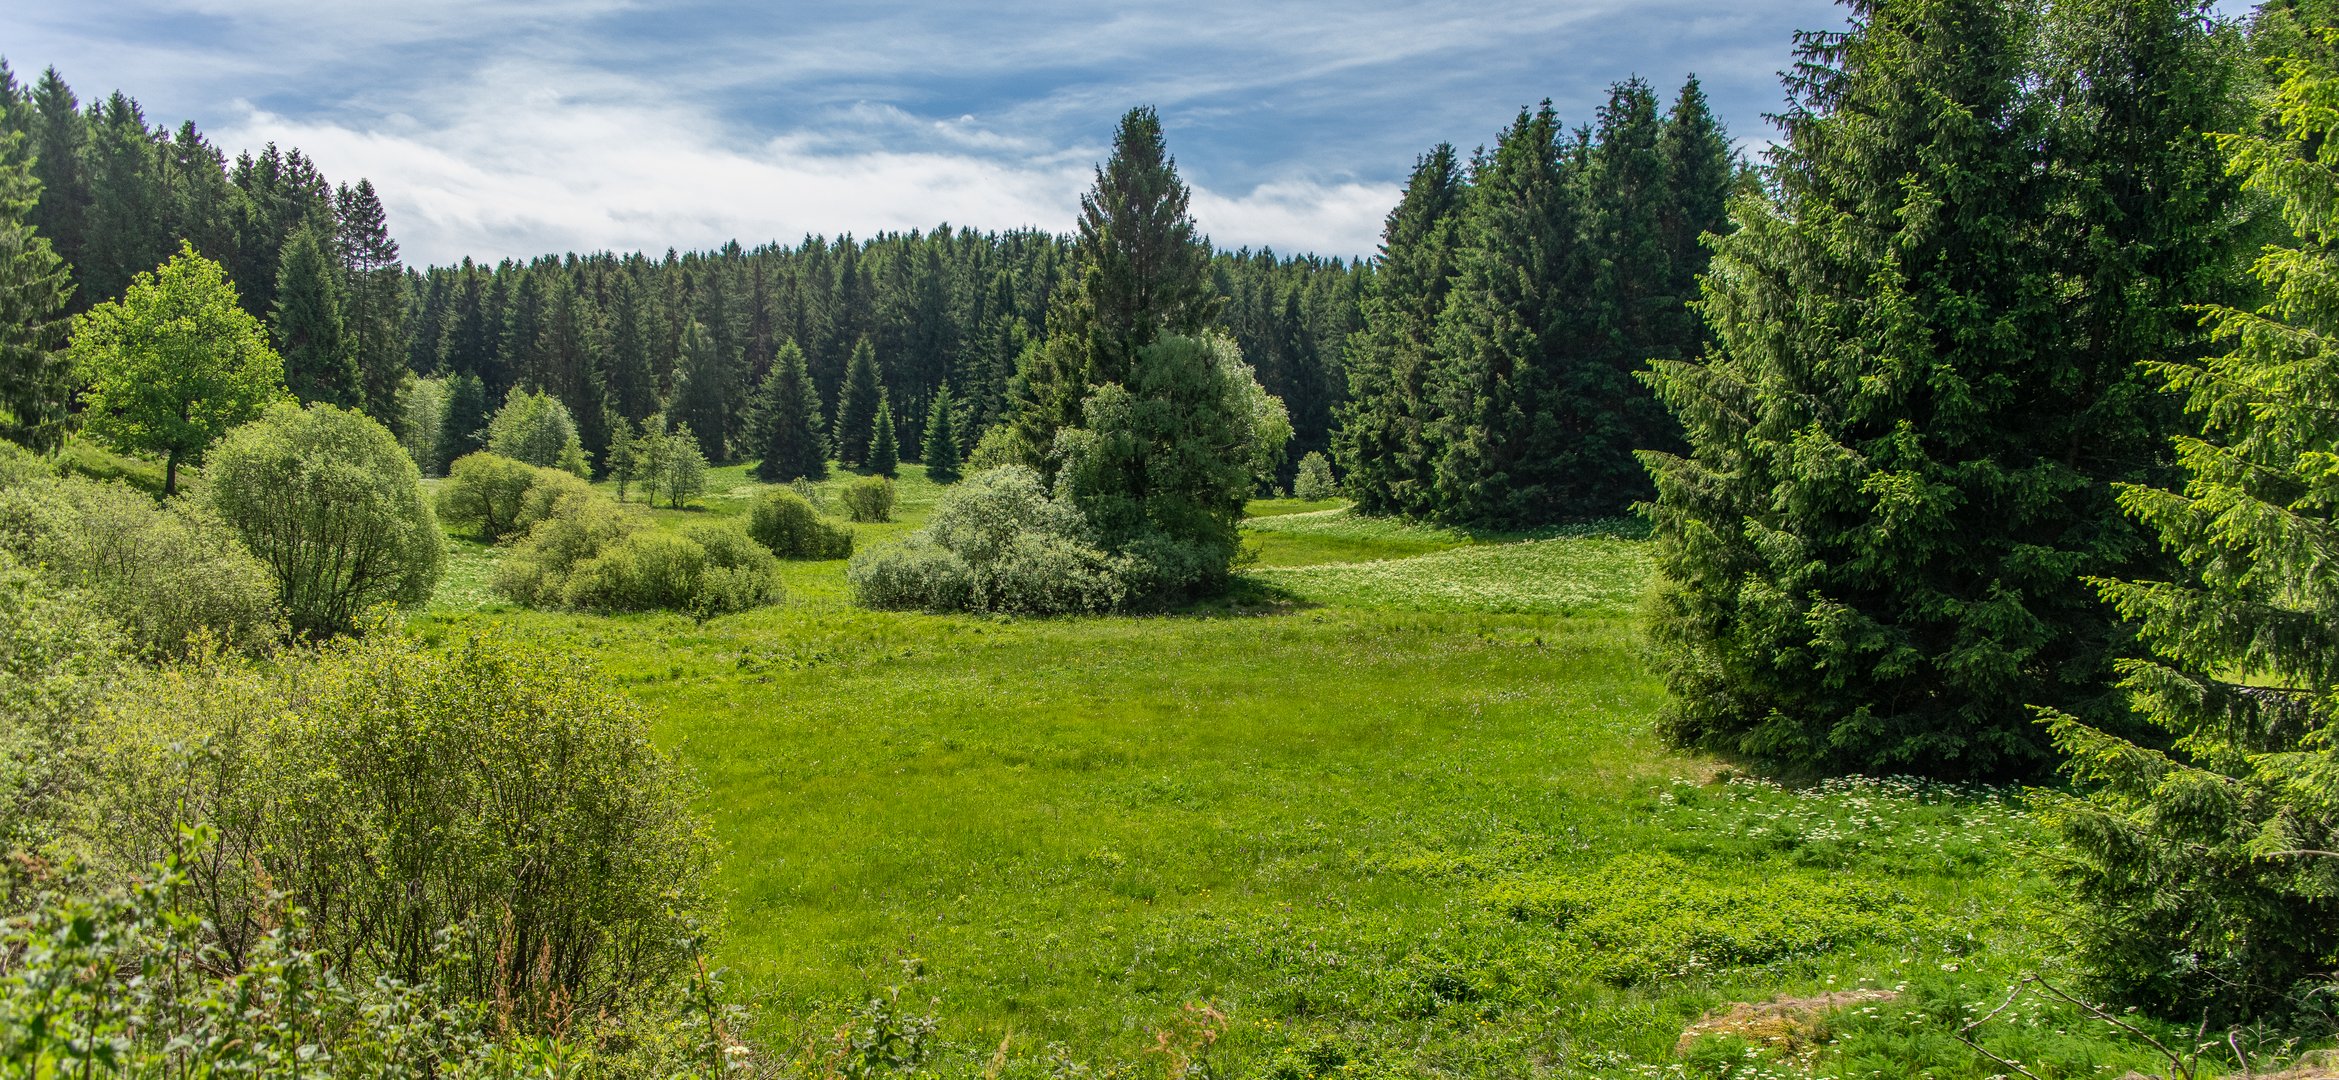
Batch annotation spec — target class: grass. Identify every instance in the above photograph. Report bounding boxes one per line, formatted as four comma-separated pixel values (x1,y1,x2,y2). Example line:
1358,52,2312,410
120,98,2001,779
412,472,2248,1079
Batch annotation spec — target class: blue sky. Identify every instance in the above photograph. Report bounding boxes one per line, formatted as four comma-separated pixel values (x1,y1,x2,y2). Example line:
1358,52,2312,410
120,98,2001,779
4,1,2253,266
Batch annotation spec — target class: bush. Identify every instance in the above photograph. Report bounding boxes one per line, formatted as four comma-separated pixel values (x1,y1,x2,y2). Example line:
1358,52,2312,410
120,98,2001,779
849,466,1130,615
435,451,581,542
0,552,120,906
495,493,782,618
841,474,896,522
0,475,283,657
747,488,854,559
79,629,719,1032
1294,451,1337,500
206,403,445,638
484,387,589,476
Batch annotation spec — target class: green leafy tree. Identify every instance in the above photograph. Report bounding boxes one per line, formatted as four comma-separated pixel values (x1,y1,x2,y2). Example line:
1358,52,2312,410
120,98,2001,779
833,337,882,466
1335,144,1467,517
71,243,288,495
272,221,356,406
750,340,829,482
0,99,73,451
868,391,899,477
1638,0,2245,778
206,402,444,638
485,386,590,477
1003,107,1216,469
1294,451,1336,501
922,382,962,483
2041,23,2339,1022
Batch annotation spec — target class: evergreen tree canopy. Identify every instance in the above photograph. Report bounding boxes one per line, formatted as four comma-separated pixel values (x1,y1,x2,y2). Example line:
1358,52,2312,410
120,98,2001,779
672,319,735,462
271,221,355,407
0,103,73,451
1638,0,2246,778
2042,21,2339,1022
750,340,828,483
922,382,962,483
335,179,404,425
437,371,489,469
71,243,288,495
867,390,899,478
1336,144,1468,516
834,337,882,466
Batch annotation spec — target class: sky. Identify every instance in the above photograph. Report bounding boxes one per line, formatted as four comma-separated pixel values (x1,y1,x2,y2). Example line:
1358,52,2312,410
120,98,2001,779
2,1,2257,268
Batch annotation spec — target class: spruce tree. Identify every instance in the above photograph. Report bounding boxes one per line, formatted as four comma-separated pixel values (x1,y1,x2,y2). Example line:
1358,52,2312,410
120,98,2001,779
1426,102,1591,526
1638,0,2243,778
1004,106,1216,469
922,382,962,482
604,271,659,424
672,319,734,461
750,340,828,483
832,337,882,466
1656,77,1737,362
272,222,357,407
335,179,405,425
438,370,488,466
0,105,73,450
26,70,87,304
867,391,899,478
81,92,168,308
1335,144,1467,516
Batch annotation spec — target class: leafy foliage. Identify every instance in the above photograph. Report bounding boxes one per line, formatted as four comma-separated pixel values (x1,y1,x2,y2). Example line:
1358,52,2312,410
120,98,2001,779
69,243,287,495
495,493,780,618
484,385,590,477
840,474,896,523
746,488,854,560
0,550,119,906
1293,451,1336,501
849,465,1130,614
206,402,443,638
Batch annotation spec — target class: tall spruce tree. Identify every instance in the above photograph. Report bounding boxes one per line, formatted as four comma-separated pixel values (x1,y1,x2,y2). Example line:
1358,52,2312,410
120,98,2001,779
603,271,659,424
867,391,899,477
81,92,168,308
671,318,735,461
832,337,882,466
1656,77,1737,362
1425,102,1593,526
1337,145,1468,516
750,340,828,483
1638,0,2243,778
25,70,87,306
1004,106,1216,470
0,103,73,450
272,222,357,407
438,370,488,466
922,382,962,482
335,179,405,425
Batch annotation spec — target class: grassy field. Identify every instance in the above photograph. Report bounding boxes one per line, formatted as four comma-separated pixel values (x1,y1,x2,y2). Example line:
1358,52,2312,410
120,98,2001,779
415,465,2218,1079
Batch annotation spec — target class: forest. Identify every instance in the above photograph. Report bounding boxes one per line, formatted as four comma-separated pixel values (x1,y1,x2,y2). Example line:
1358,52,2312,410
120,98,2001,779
2,0,2336,1076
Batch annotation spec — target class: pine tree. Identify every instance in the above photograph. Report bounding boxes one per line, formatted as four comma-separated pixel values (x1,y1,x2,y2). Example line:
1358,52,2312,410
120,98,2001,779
749,340,828,483
922,382,962,482
832,337,882,466
335,179,405,425
1336,145,1468,516
1004,106,1216,469
1638,0,2243,779
671,318,733,461
0,102,73,450
272,222,357,407
867,391,899,478
438,370,488,466
1426,102,1592,526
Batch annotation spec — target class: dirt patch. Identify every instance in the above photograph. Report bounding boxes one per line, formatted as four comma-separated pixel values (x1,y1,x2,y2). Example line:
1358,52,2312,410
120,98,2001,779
1674,989,1898,1058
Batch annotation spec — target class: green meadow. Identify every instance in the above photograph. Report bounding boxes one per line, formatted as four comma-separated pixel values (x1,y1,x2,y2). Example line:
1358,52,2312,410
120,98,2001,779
415,466,2197,1079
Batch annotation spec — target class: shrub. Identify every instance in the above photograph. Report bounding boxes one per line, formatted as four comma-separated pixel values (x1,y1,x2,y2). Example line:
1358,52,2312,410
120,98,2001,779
747,488,854,559
0,475,283,656
1294,451,1337,500
435,451,579,542
841,474,896,522
80,629,718,1030
206,403,444,638
849,465,1129,615
484,387,589,476
495,493,781,618
0,552,120,905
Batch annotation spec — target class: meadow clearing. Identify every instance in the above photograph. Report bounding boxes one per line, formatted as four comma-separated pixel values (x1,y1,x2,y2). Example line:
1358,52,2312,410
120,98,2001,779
414,465,2206,1079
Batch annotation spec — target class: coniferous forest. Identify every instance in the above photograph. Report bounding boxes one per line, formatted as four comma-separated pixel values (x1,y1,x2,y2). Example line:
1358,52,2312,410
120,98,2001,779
8,0,2339,1075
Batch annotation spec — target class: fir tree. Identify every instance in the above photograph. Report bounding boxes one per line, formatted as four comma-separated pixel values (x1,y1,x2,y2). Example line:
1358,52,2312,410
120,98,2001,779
922,382,962,482
750,340,828,483
867,391,899,478
1335,144,1467,516
81,92,168,308
1004,107,1216,469
0,103,73,450
438,370,488,466
1638,0,2244,778
335,179,405,425
25,70,87,304
671,319,734,461
832,337,882,466
272,222,357,407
